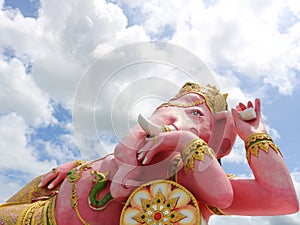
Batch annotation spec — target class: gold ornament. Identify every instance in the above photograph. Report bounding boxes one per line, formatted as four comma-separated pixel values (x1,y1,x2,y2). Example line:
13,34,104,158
161,125,172,132
52,168,58,175
206,204,227,216
158,99,205,109
73,160,86,168
67,163,92,225
245,133,282,164
120,180,201,225
14,196,57,225
158,82,228,114
181,138,215,173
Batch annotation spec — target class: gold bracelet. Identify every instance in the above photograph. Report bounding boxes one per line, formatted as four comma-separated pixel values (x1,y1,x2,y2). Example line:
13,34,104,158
181,138,215,173
161,125,171,132
245,133,282,164
245,133,273,149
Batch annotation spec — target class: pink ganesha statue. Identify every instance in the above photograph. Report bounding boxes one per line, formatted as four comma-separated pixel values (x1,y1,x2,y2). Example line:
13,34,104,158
0,82,298,225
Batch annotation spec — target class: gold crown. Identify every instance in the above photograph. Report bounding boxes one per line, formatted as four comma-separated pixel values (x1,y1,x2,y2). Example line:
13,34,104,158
175,82,228,113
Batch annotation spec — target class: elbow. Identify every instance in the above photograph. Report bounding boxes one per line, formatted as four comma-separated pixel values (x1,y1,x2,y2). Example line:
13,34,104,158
275,189,299,214
203,185,234,209
287,196,299,214
292,204,299,214
284,188,299,214
214,191,234,209
185,176,234,209
207,174,234,209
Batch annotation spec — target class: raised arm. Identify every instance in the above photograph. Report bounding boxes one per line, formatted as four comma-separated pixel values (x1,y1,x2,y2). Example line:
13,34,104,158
222,98,298,215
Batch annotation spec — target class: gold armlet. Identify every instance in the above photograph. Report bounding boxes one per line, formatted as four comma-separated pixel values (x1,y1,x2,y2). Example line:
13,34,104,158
245,133,282,164
73,160,86,168
181,138,215,173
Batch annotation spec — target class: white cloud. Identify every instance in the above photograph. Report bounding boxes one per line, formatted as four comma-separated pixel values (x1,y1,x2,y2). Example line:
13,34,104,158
0,113,55,175
0,56,53,126
223,137,247,164
285,0,300,18
121,0,300,95
0,174,24,202
32,0,148,106
187,0,298,95
0,0,148,107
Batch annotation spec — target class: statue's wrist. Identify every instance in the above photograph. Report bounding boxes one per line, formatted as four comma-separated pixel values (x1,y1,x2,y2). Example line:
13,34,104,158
245,133,272,148
241,128,267,142
181,138,215,173
244,133,282,163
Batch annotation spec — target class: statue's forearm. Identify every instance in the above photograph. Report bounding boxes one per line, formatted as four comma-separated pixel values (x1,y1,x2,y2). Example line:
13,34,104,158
245,133,299,214
178,138,234,208
215,133,298,216
246,133,294,190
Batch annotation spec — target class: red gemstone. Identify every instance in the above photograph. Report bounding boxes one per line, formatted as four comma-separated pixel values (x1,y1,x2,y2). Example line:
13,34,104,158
154,212,162,220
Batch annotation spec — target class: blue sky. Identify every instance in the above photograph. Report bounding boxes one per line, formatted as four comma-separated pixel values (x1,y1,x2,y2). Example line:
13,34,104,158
1,0,300,224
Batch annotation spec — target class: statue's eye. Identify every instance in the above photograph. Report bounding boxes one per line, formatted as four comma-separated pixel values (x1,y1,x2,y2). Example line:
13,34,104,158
192,110,203,116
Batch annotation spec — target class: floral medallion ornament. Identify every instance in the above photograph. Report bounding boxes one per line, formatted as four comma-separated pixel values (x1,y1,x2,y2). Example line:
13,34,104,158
120,180,201,225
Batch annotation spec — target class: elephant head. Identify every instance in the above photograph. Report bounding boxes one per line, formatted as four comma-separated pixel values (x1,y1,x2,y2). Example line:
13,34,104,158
138,82,237,158
111,82,236,201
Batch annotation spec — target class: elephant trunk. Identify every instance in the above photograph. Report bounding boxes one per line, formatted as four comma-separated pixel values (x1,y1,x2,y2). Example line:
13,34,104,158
138,114,176,137
111,115,177,201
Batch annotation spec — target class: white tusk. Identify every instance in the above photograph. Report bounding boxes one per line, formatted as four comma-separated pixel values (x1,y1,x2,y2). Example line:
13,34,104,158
138,114,162,136
138,114,177,136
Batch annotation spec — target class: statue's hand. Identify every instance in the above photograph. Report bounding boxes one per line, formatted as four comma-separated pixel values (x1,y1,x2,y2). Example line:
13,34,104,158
38,161,75,189
137,130,198,165
231,98,266,141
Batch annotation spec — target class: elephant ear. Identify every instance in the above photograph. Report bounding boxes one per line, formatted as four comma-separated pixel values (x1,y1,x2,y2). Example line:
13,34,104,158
208,111,237,159
218,113,237,158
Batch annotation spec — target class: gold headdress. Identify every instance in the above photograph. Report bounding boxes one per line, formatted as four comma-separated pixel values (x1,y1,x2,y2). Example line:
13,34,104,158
159,82,228,113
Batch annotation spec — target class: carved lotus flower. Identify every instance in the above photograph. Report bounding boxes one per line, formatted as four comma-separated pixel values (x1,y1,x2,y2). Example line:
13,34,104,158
121,180,200,225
